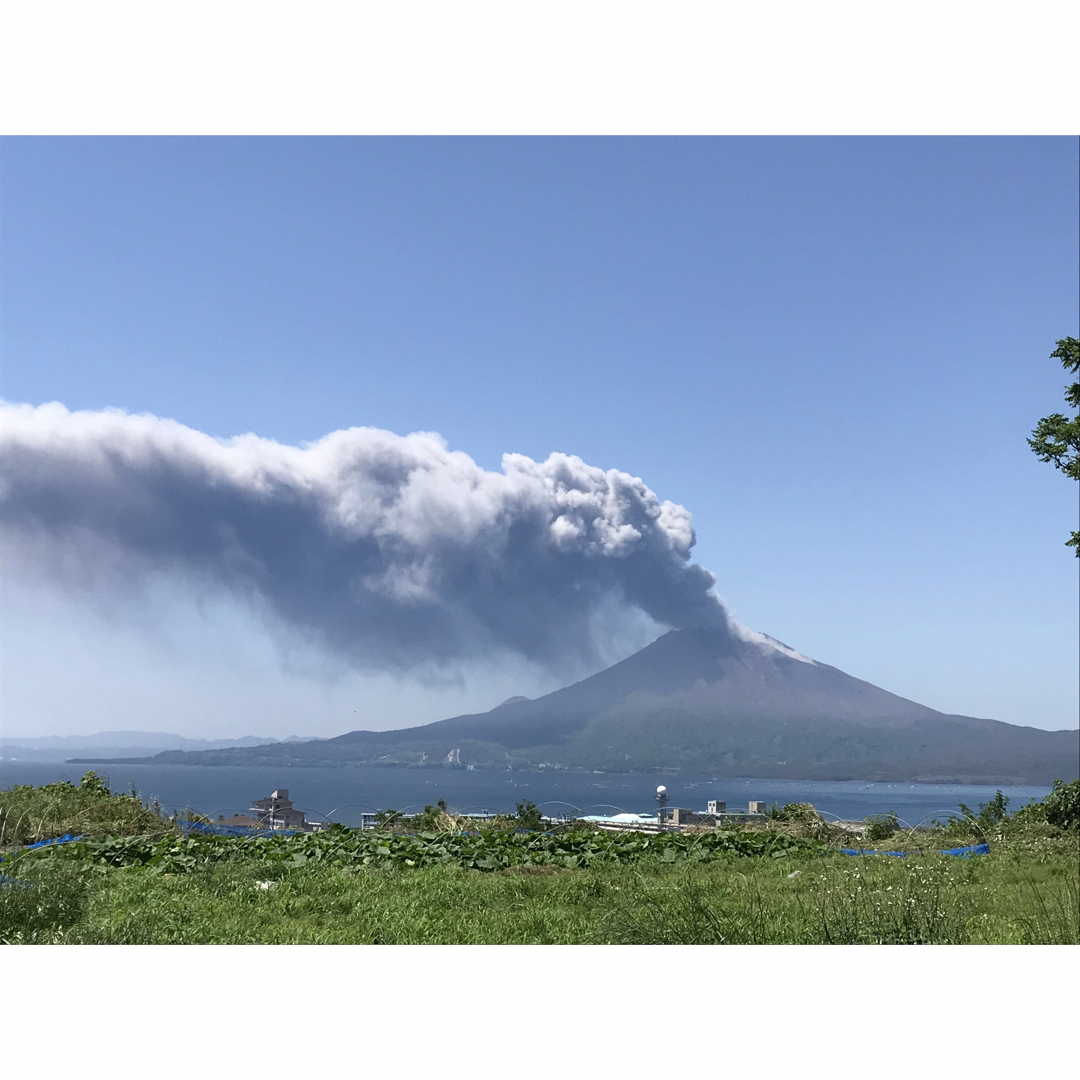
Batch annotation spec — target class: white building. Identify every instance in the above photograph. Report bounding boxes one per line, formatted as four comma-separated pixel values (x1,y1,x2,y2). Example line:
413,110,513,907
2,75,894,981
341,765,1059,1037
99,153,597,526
249,789,319,831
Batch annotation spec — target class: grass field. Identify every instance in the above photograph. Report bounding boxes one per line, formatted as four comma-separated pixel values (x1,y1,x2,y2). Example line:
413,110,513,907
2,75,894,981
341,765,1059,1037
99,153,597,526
2,774,1077,945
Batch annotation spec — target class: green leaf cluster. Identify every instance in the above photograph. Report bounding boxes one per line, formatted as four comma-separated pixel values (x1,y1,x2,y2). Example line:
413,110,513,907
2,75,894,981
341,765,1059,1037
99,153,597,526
1028,336,1080,553
6,821,831,877
957,789,1010,834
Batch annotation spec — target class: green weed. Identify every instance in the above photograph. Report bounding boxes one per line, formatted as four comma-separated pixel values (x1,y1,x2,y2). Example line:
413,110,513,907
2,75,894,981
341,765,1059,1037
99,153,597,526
0,771,177,848
3,777,1076,944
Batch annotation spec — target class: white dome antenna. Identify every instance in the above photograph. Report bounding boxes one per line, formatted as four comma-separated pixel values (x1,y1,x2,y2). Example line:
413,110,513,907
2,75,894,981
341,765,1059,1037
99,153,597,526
655,784,669,828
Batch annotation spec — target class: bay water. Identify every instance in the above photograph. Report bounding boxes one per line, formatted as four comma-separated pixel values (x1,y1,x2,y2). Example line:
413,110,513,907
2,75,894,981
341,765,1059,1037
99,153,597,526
0,760,1052,828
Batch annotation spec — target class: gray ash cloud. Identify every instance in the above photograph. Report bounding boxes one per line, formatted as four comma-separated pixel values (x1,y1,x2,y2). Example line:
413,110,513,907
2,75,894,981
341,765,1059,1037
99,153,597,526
0,402,728,672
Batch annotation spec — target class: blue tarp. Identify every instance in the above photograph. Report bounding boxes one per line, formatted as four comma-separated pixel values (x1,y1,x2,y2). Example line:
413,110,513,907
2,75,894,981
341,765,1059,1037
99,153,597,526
180,820,300,838
841,843,990,858
25,832,83,849
0,832,84,863
940,843,991,857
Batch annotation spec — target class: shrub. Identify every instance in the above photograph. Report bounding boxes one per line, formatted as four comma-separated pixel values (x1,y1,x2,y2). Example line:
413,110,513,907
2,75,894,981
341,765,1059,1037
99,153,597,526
515,800,544,831
767,802,819,824
0,771,175,847
864,810,899,843
1043,779,1080,831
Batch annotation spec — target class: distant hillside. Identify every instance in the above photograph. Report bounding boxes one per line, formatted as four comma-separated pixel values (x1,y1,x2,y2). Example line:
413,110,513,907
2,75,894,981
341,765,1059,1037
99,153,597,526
80,628,1079,785
2,731,280,764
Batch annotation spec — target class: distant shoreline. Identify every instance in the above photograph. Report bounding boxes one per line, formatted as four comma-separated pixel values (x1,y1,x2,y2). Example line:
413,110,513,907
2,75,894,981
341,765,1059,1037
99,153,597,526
53,757,1067,787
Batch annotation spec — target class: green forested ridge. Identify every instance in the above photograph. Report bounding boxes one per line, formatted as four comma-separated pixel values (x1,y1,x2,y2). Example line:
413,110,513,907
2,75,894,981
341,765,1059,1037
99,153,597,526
85,713,1077,785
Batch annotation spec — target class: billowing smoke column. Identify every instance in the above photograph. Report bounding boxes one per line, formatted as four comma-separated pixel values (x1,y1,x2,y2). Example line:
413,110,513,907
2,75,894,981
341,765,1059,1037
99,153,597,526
0,402,728,671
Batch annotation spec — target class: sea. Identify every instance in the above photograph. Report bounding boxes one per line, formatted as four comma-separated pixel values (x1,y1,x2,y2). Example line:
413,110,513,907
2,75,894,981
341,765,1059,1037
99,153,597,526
0,760,1053,828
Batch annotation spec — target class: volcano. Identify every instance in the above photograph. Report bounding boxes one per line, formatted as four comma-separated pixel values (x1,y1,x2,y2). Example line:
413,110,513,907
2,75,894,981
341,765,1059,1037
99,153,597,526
98,622,1079,785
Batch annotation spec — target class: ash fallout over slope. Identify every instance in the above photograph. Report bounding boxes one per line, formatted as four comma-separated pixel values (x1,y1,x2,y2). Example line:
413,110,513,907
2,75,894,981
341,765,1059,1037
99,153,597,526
0,402,727,673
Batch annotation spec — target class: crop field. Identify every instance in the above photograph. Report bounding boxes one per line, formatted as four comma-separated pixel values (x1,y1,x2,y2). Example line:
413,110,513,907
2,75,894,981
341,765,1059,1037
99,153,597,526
2,775,1077,945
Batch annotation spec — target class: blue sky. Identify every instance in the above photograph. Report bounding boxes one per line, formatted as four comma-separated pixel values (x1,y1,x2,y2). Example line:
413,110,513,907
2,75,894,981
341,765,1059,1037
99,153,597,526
2,136,1077,736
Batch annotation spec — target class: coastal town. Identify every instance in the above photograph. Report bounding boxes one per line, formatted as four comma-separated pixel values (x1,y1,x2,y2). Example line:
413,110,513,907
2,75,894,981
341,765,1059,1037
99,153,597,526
206,787,867,836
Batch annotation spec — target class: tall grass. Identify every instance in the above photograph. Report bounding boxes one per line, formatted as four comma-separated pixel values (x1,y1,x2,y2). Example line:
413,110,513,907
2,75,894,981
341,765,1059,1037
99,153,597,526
3,852,1076,944
0,859,92,944
1009,875,1080,944
600,858,981,943
3,777,1076,944
0,772,177,848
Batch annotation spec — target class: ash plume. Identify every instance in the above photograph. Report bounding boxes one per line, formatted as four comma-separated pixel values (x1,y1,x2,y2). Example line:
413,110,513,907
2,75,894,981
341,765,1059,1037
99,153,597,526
0,402,729,672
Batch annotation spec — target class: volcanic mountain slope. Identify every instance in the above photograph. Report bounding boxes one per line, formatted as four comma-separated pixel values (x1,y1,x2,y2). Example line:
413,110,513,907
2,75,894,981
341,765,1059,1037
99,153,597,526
386,625,938,746
97,624,1080,784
